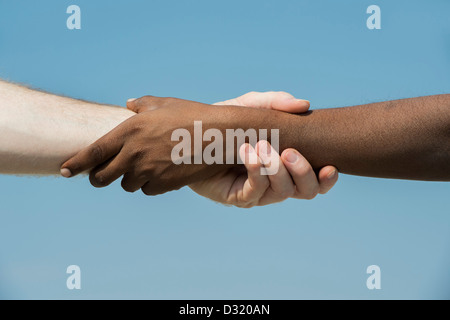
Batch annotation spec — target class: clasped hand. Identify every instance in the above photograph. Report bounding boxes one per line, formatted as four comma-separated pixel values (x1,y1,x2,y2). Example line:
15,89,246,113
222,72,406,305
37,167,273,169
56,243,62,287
61,92,338,208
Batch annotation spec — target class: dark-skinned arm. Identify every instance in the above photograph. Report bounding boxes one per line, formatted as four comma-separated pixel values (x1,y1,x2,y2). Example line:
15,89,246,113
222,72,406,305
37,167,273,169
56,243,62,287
273,94,450,181
61,94,450,196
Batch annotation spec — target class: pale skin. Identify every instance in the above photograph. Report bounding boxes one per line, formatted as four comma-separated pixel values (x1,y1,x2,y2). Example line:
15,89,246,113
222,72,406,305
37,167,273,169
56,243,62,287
0,80,134,175
0,80,337,207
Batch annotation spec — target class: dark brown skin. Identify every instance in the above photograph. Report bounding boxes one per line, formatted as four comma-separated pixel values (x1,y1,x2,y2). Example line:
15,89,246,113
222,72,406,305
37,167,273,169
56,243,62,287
280,94,450,180
61,95,450,195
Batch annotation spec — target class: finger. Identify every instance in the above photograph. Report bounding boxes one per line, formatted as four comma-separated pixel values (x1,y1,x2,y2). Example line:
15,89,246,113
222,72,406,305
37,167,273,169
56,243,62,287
61,128,126,178
121,172,148,193
317,166,339,194
88,152,130,188
141,181,178,197
239,144,270,204
236,91,310,113
141,182,157,196
256,141,295,198
126,98,137,111
282,149,320,200
126,95,160,113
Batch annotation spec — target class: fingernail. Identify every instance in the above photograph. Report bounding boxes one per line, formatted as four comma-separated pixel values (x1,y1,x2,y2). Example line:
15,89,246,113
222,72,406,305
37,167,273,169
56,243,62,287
327,169,337,179
260,141,271,156
60,168,72,178
243,144,258,165
285,150,298,164
297,99,310,106
127,98,137,103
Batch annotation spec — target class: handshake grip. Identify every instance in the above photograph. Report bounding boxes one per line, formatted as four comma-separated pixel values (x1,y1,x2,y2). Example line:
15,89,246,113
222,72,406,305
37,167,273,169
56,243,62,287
62,93,339,207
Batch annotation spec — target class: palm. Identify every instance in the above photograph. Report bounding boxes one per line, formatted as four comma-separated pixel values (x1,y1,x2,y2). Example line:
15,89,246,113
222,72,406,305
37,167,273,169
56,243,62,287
189,166,248,204
190,167,289,206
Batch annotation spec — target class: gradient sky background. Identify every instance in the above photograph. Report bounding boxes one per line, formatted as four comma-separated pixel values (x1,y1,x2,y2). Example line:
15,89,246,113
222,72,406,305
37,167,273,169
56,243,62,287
0,0,449,299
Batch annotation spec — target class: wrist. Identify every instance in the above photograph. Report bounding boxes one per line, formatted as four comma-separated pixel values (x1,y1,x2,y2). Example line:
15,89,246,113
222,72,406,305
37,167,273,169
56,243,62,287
209,105,283,165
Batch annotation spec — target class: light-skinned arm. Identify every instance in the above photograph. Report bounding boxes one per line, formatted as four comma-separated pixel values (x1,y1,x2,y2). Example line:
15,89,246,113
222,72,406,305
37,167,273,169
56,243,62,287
0,80,335,206
0,79,134,175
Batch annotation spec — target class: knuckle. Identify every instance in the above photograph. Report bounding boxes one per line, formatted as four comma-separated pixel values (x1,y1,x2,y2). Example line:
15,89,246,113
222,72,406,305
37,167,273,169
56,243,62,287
121,180,135,193
90,144,104,163
131,148,146,161
246,162,261,172
140,166,155,178
294,160,312,177
140,95,155,103
242,192,256,204
135,95,156,109
90,173,108,188
278,91,293,99
127,123,142,135
279,188,295,199
301,188,319,200
123,186,135,193
305,193,318,200
236,202,255,209
142,185,156,196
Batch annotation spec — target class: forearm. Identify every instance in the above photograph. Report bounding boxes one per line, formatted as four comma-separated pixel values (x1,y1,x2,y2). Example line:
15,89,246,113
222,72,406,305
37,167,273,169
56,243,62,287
0,80,134,175
240,95,450,181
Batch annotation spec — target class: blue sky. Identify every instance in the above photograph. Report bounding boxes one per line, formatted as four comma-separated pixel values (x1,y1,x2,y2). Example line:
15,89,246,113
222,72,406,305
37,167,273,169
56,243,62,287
0,0,449,299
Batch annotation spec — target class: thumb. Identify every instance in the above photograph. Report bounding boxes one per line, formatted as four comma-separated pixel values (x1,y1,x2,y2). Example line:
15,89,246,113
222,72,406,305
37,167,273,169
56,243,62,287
236,91,310,113
126,96,160,113
269,93,310,113
126,98,138,111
